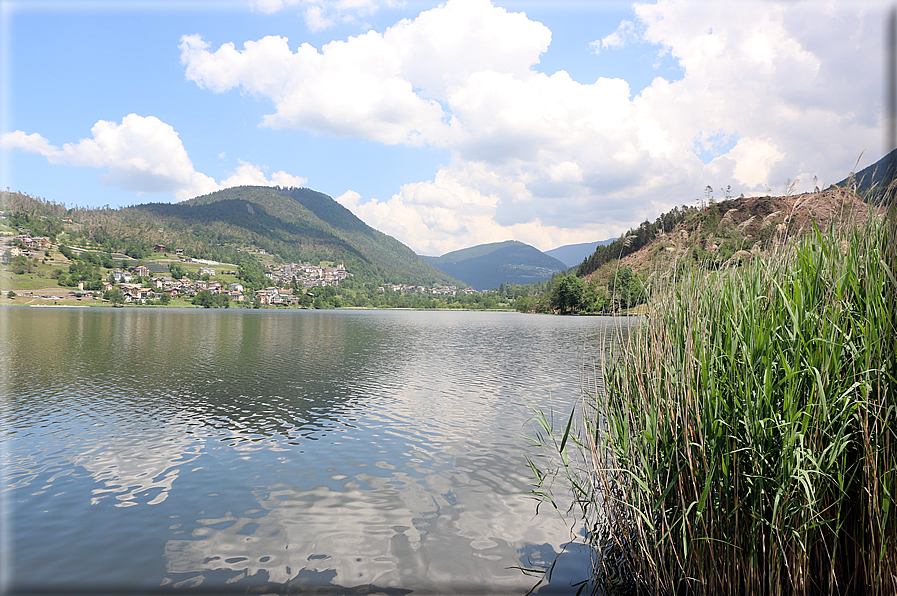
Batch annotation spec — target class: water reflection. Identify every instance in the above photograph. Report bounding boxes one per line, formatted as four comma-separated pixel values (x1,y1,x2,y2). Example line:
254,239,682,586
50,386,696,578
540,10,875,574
5,307,637,594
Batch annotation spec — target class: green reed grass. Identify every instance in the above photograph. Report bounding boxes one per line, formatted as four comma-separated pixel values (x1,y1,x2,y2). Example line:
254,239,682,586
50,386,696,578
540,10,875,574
530,211,896,595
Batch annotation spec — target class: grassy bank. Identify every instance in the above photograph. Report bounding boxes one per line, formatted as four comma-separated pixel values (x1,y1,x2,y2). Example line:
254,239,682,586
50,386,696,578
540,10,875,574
532,211,896,594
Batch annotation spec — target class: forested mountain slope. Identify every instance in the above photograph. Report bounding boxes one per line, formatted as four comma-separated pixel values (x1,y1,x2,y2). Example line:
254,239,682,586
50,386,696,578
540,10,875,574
423,240,567,290
3,186,460,286
831,148,896,205
544,239,615,268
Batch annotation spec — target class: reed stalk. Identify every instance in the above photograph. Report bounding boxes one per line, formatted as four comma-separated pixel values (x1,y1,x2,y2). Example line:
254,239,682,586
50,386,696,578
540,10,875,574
531,208,896,595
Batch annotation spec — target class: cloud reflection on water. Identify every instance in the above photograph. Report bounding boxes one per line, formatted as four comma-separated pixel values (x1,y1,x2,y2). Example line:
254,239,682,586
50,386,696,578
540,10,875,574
7,308,633,593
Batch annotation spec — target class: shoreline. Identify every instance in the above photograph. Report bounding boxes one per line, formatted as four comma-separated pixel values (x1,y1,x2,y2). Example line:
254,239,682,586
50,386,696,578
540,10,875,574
0,301,522,313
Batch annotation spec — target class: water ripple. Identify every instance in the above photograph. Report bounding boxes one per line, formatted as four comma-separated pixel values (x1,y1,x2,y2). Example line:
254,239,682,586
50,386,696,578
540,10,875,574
6,308,636,594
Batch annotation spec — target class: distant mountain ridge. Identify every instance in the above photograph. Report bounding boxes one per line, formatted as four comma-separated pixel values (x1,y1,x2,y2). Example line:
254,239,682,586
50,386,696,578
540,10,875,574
545,239,615,268
831,149,896,204
423,240,567,290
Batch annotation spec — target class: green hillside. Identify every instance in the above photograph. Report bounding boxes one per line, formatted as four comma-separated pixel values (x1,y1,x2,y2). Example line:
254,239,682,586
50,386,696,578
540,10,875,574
423,240,567,290
2,186,461,287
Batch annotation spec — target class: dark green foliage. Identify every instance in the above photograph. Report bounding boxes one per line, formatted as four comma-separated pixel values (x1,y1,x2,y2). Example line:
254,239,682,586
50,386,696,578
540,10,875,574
49,248,114,289
192,290,213,308
9,211,63,242
168,262,186,279
192,290,231,308
212,292,230,308
281,187,368,233
9,255,36,275
606,266,645,310
549,274,586,313
103,287,124,305
237,258,267,291
86,227,150,257
59,259,105,289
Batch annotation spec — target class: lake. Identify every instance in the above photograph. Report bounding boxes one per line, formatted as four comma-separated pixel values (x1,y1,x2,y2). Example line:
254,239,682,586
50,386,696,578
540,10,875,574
3,307,634,595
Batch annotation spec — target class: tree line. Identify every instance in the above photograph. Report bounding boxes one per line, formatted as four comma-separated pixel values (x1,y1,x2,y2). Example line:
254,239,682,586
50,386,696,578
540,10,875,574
577,205,694,277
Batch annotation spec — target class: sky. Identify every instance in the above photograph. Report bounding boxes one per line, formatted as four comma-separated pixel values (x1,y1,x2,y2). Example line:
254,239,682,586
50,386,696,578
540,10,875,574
0,0,890,256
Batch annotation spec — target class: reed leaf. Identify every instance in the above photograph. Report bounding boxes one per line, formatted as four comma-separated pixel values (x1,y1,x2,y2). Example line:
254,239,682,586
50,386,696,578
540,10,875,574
529,208,896,595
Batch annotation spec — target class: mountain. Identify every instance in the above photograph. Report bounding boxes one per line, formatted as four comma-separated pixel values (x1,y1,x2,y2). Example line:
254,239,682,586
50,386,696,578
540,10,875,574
3,186,461,287
831,149,896,205
423,240,568,290
545,239,616,268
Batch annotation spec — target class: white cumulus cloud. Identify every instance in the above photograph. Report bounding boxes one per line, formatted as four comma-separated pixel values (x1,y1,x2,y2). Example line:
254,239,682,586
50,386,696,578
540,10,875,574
337,165,618,256
590,19,637,54
183,0,884,253
179,31,445,145
218,160,309,190
1,114,307,202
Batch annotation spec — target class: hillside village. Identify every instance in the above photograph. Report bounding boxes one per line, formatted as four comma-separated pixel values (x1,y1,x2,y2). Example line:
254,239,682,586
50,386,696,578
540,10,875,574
102,261,474,305
0,188,499,307
114,260,354,305
2,225,481,306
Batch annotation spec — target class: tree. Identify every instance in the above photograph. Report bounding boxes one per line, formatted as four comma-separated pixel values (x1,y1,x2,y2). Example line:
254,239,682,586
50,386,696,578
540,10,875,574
7,291,16,299
159,292,171,305
104,287,125,306
237,258,267,290
607,266,645,310
211,292,230,308
192,289,214,308
9,255,34,274
550,274,586,314
169,262,186,279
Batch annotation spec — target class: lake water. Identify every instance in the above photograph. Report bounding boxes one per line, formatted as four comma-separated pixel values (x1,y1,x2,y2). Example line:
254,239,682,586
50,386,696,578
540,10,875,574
3,308,634,595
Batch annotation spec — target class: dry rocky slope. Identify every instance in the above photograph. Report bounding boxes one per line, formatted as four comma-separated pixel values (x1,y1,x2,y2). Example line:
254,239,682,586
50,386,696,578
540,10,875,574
584,188,882,284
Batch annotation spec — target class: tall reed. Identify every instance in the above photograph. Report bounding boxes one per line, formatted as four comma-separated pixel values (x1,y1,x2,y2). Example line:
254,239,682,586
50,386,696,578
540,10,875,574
534,211,896,595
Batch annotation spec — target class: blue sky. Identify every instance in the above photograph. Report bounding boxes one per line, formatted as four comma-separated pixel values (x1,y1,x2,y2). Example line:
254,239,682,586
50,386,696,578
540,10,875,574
0,0,888,255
